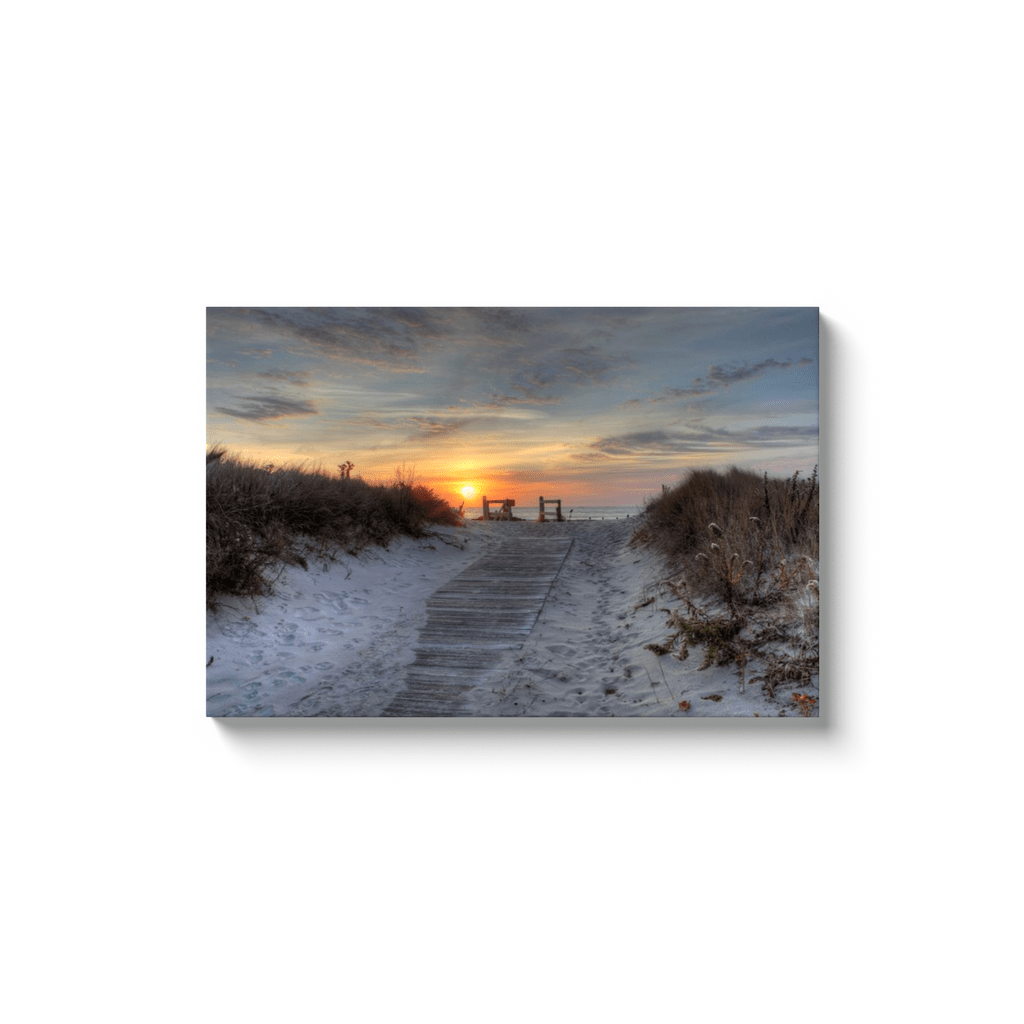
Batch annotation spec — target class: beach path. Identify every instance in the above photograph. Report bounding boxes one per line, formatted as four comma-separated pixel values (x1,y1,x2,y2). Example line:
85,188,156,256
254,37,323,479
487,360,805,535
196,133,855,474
381,535,575,716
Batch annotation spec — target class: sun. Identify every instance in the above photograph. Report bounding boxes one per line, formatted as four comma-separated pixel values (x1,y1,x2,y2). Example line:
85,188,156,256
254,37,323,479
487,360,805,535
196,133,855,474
461,485,476,499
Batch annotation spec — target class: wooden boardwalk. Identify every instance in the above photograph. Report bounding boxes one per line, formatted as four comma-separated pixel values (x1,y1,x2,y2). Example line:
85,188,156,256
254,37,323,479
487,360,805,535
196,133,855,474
381,535,574,716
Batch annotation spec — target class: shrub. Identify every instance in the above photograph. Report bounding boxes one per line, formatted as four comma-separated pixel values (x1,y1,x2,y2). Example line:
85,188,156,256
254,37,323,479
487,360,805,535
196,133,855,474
632,465,819,708
634,466,818,609
206,449,463,608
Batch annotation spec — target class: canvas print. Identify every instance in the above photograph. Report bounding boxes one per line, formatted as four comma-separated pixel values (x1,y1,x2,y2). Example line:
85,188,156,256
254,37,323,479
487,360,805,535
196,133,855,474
207,308,819,717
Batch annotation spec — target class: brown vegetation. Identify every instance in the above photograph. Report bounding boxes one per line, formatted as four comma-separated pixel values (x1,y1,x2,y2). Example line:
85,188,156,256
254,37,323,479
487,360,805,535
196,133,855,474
632,466,819,709
206,446,463,609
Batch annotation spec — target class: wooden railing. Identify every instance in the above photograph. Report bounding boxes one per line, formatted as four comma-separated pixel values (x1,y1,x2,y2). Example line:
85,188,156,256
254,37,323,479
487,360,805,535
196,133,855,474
481,496,516,520
481,495,634,522
538,496,563,522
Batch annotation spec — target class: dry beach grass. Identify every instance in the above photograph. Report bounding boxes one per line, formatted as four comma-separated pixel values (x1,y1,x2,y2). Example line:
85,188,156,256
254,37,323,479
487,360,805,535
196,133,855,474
632,466,819,704
206,446,463,609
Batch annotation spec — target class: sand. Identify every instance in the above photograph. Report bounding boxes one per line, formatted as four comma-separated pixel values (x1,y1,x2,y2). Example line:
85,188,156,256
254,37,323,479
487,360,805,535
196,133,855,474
206,518,818,717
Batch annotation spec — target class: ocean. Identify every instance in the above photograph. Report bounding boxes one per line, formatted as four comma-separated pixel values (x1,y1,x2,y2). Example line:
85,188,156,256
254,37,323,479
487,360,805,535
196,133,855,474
473,505,642,521
557,505,643,521
467,500,650,521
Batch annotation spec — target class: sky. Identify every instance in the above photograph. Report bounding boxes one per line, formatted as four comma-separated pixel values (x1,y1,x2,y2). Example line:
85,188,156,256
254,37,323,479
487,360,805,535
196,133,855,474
207,307,818,508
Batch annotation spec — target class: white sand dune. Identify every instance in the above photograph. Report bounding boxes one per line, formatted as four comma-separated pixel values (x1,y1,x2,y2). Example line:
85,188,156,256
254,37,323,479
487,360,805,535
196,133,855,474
207,519,817,717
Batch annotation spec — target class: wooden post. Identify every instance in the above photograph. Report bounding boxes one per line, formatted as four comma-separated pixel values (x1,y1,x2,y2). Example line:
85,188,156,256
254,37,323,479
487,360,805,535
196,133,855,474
539,496,545,522
483,496,516,520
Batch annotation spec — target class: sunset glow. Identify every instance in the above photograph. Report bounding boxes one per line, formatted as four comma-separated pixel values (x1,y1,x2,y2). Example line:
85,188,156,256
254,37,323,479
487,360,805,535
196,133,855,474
207,308,819,505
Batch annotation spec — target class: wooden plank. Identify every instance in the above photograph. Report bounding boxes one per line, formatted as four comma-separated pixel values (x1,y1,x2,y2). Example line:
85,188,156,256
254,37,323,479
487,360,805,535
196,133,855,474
381,537,573,717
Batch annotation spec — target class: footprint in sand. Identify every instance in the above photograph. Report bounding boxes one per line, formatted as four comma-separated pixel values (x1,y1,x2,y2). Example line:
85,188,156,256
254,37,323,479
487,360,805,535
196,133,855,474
271,670,306,688
221,621,264,640
292,680,338,712
313,591,350,613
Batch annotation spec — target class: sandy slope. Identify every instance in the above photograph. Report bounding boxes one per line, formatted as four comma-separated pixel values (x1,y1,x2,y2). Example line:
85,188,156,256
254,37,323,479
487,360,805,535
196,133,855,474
207,519,817,717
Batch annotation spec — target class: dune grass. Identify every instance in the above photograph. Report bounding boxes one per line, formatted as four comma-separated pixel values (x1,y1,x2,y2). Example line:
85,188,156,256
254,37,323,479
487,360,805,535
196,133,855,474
632,466,819,703
206,446,463,609
635,466,818,607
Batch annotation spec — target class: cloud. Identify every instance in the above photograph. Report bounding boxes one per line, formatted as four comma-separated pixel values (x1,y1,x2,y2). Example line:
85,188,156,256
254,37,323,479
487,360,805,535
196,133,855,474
214,394,320,422
339,415,405,431
739,425,820,445
706,358,793,385
577,424,818,459
647,356,810,402
406,417,475,441
452,393,561,409
465,307,535,338
255,370,314,386
571,450,616,461
229,307,450,369
505,344,635,401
